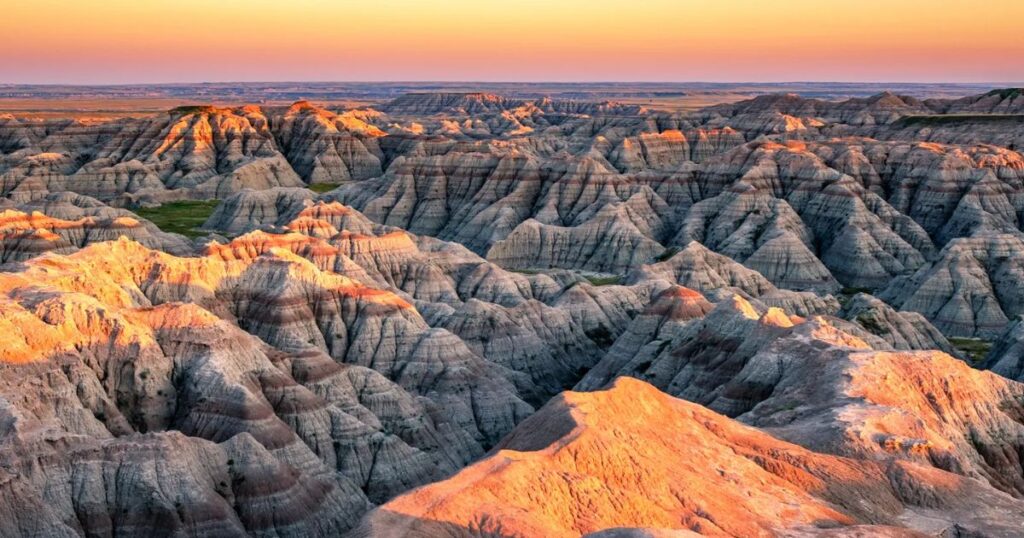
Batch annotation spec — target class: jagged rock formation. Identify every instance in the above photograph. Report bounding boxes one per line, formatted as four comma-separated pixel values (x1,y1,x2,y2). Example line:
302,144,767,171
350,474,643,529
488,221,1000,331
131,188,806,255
325,113,1023,306
0,192,193,261
625,241,837,316
838,292,958,355
578,293,1024,500
485,192,670,273
932,88,1024,114
984,317,1024,381
0,102,385,204
202,187,319,236
4,87,1024,536
271,101,385,184
382,92,645,118
355,377,1024,537
880,234,1024,337
0,237,543,533
202,199,661,405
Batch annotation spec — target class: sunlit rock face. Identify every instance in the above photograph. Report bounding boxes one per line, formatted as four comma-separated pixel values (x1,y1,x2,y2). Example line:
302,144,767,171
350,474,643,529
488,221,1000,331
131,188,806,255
0,201,666,533
579,294,1024,496
356,376,1024,537
0,103,384,204
0,192,194,262
0,237,536,534
3,88,1024,536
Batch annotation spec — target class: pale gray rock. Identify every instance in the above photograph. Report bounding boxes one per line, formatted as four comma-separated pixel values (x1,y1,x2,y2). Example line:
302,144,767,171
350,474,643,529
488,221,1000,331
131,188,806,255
838,292,959,355
880,233,1024,337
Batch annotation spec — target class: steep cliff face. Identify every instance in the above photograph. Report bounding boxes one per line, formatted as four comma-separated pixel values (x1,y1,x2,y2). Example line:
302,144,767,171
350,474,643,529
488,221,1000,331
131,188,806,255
202,199,662,405
270,101,385,184
838,292,958,355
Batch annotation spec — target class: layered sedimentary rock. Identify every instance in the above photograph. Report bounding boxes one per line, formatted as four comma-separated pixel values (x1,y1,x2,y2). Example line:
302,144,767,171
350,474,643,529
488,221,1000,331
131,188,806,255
838,292,958,355
880,234,1024,337
673,185,838,292
983,317,1024,381
0,102,385,204
579,294,1024,499
327,123,1023,299
270,101,385,184
5,90,1022,325
701,91,933,127
382,92,645,118
4,87,1024,535
0,192,193,261
625,241,837,316
355,378,1024,537
485,191,670,273
0,237,543,533
202,187,319,236
202,199,656,405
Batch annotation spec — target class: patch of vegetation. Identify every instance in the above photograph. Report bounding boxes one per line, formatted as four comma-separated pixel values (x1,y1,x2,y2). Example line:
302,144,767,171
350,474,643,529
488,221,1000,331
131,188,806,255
837,287,872,307
508,268,544,275
135,200,219,239
655,247,680,262
585,326,615,348
894,114,1024,127
986,88,1022,100
585,275,622,286
307,183,342,194
169,105,215,116
949,337,993,364
855,313,887,335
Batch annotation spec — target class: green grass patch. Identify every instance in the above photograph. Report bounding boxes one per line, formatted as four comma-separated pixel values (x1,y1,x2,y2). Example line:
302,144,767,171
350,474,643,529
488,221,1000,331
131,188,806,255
507,268,544,275
855,313,887,335
585,275,622,286
169,105,217,116
949,337,993,364
894,114,1024,127
135,200,219,239
986,88,1022,100
837,287,872,307
655,247,680,262
307,183,342,194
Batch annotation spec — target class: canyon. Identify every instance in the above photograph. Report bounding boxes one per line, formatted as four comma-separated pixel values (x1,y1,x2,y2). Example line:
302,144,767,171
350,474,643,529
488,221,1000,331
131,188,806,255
2,85,1024,536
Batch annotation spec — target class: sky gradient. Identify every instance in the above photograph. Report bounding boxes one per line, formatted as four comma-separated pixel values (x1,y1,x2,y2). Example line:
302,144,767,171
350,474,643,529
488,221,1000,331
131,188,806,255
3,0,1022,84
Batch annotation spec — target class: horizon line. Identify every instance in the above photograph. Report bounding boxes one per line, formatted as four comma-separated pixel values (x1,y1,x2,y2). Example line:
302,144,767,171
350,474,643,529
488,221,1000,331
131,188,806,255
2,80,1023,88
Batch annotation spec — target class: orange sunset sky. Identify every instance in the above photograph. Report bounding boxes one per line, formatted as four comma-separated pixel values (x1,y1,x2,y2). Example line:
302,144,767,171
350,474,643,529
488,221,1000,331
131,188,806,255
3,0,1022,83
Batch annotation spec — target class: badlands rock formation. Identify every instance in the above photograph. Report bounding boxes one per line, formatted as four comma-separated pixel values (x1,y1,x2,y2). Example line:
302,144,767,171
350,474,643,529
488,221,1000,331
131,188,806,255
578,293,1024,499
880,234,1024,337
984,317,1024,381
837,292,958,355
356,378,1024,537
0,102,384,205
3,87,1024,536
0,192,193,261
